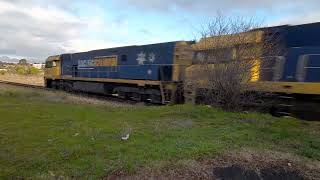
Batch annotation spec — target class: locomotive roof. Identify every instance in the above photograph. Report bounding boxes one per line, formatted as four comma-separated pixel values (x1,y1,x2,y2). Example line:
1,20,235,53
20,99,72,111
194,22,320,50
253,21,320,31
63,41,193,56
254,22,320,47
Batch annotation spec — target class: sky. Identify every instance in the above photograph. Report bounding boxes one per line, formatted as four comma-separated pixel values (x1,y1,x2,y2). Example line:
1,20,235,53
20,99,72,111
0,0,319,62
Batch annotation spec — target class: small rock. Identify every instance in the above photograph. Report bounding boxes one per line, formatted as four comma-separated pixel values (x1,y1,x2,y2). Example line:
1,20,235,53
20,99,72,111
288,163,292,167
121,134,130,141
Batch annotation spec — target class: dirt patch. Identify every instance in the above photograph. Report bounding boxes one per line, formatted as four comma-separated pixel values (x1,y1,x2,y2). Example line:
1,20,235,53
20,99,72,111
260,166,303,180
0,74,44,86
104,149,320,179
213,165,303,180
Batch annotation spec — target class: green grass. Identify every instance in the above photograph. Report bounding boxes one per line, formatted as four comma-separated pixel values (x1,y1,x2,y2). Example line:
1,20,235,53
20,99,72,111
0,87,319,179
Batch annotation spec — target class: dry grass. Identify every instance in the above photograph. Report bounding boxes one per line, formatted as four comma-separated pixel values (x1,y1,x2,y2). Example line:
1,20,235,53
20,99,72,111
0,73,44,86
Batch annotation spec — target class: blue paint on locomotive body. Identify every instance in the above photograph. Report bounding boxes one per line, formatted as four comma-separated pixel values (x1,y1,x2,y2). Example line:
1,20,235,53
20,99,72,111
284,23,320,48
268,23,320,83
60,42,177,81
281,47,320,82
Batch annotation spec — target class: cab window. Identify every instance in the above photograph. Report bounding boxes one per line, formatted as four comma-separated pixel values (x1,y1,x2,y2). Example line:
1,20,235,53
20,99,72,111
45,61,57,68
45,61,52,68
121,55,127,62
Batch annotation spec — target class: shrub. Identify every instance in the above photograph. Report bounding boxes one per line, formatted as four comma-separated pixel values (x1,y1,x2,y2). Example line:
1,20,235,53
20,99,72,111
16,66,26,75
28,67,41,75
13,65,42,75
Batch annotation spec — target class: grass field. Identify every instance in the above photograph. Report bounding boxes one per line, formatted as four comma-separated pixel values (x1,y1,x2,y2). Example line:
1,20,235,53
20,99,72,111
0,84,320,179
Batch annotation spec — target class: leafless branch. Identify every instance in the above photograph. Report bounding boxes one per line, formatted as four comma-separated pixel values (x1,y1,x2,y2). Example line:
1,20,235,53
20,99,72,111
186,13,283,111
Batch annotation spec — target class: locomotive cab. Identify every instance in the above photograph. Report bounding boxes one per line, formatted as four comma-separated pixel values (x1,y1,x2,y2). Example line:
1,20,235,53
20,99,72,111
44,55,61,87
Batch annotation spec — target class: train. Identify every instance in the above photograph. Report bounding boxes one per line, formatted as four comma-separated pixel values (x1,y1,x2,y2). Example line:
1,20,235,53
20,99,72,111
44,41,194,104
44,22,320,116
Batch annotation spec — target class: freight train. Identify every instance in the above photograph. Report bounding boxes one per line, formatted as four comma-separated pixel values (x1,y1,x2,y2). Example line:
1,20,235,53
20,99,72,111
45,22,320,116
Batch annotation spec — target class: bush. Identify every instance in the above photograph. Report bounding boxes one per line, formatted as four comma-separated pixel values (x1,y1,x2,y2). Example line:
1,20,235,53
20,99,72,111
16,66,26,75
14,65,41,75
0,70,6,75
28,67,41,75
187,13,280,111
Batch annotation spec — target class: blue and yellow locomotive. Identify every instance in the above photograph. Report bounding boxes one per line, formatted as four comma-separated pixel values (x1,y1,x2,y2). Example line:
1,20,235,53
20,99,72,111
45,22,320,117
44,41,193,104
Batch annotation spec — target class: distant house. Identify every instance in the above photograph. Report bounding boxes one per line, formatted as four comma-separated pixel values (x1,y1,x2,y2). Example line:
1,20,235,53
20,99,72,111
32,63,45,69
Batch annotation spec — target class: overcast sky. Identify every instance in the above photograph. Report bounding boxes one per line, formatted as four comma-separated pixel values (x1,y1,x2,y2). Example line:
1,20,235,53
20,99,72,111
0,0,319,62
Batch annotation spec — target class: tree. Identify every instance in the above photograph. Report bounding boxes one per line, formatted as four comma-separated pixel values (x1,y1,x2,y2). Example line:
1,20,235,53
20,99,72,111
185,13,282,111
18,59,28,65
